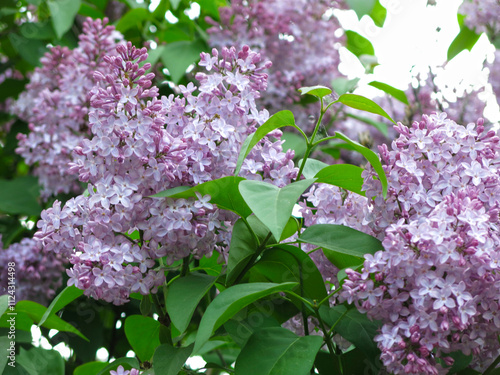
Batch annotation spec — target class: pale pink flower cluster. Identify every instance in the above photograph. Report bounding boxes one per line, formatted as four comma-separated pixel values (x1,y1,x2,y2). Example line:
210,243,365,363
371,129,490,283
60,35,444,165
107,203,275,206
340,113,500,374
35,42,296,305
13,18,122,199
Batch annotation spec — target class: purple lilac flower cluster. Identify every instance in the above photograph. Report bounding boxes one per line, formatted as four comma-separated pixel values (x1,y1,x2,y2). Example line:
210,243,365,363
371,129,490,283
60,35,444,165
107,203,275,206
459,0,500,38
12,18,122,199
0,236,66,305
35,43,296,305
339,113,500,374
110,366,141,375
207,0,346,115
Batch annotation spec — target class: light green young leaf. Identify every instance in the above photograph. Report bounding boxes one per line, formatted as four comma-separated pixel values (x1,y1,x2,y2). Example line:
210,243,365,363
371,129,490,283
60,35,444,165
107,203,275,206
193,282,298,353
298,85,332,99
234,111,304,176
235,327,323,375
448,14,481,61
239,179,315,241
38,285,83,326
368,81,409,105
345,30,375,57
166,273,216,333
47,0,81,39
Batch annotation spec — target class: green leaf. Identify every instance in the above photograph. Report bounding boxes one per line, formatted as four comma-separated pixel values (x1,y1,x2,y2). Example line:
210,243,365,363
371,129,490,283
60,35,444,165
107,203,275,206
16,347,64,375
153,343,194,375
0,176,41,216
145,45,166,66
0,295,8,317
8,33,48,67
96,358,141,375
444,351,473,374
47,0,82,39
368,81,409,105
193,282,298,353
281,132,307,159
152,176,252,218
335,93,395,124
38,285,83,327
115,8,151,33
0,79,28,101
345,112,389,137
326,131,388,197
225,314,281,348
140,295,152,316
73,361,108,375
321,305,381,360
235,327,323,375
314,164,365,196
299,224,383,269
0,336,10,374
370,0,387,27
299,158,329,179
298,85,332,99
239,179,315,241
196,0,227,20
78,3,106,19
331,77,360,96
234,110,303,176
226,219,260,286
251,245,327,301
166,273,216,333
447,14,481,61
14,301,87,340
170,0,182,10
345,30,375,57
20,21,56,40
124,315,161,362
161,40,206,83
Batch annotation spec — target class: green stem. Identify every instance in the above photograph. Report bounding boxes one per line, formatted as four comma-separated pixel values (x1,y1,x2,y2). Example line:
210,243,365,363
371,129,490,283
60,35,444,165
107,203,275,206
180,255,191,277
314,306,343,374
483,353,500,375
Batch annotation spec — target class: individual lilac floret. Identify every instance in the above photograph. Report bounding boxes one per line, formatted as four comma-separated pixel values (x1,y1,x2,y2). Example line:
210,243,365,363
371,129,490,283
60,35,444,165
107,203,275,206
13,18,122,200
0,236,66,305
109,365,141,375
35,43,295,305
340,113,500,374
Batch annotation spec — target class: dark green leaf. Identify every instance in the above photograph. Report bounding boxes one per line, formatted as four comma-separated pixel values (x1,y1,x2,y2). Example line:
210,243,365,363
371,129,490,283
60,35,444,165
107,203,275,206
14,301,87,340
225,314,281,348
193,282,298,353
326,131,388,197
161,40,206,83
0,176,41,215
444,351,473,374
47,0,82,39
235,327,323,375
152,176,252,218
38,285,83,326
314,164,365,196
226,219,260,286
8,33,48,67
140,295,152,316
368,81,409,105
234,110,304,176
345,30,375,57
335,94,395,124
16,347,64,375
78,3,106,19
239,179,315,241
299,224,382,268
166,272,216,333
73,361,108,375
0,79,27,102
448,14,481,61
124,315,161,362
153,343,194,375
298,85,332,99
196,0,227,20
20,22,56,40
321,305,381,360
251,245,327,301
116,8,151,33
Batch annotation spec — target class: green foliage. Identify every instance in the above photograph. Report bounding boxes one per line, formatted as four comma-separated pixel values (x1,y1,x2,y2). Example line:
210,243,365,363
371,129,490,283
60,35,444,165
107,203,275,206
16,347,65,375
368,81,409,105
161,40,207,83
38,285,83,326
239,179,315,241
345,30,375,57
153,343,194,375
124,315,161,362
235,327,323,375
47,0,82,39
166,272,216,332
448,14,481,61
346,0,387,27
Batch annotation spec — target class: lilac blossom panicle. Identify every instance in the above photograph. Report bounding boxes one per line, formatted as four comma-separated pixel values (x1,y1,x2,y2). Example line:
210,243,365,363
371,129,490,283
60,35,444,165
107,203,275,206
0,235,66,305
12,18,122,200
207,0,347,129
459,0,500,38
35,41,296,305
337,113,500,374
